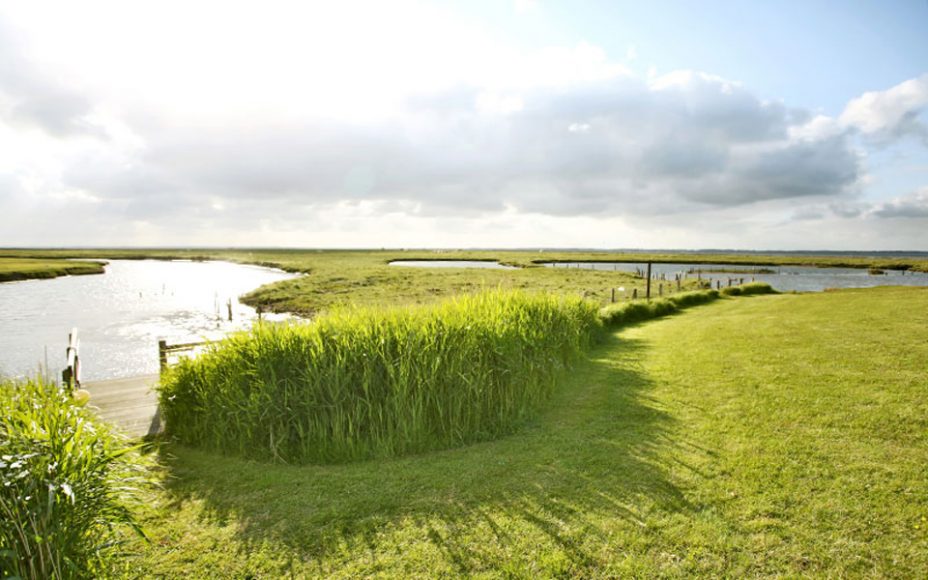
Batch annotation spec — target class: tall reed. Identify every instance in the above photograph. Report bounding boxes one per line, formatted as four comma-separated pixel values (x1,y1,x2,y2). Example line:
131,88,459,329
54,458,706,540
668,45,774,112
0,378,149,580
160,290,602,464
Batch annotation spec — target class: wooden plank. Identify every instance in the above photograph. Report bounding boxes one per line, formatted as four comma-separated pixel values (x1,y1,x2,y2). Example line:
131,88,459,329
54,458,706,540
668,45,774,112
85,374,162,438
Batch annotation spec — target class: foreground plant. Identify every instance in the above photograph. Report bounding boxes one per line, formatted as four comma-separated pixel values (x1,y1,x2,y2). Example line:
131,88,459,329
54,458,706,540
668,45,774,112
160,290,602,464
0,378,150,579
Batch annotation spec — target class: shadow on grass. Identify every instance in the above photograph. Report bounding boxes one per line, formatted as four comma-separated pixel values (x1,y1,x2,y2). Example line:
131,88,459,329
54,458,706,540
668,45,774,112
154,333,694,574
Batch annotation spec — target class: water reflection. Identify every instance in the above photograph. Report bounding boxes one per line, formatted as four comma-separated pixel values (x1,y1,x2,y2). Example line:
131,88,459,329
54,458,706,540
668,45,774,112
0,260,298,381
542,262,928,292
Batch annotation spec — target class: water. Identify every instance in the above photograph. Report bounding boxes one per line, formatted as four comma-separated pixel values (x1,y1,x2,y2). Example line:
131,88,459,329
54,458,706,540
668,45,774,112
390,260,517,270
0,260,298,381
542,262,928,292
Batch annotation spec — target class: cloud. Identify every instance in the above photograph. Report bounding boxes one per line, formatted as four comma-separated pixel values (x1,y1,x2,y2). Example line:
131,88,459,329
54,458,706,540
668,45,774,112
52,70,857,222
871,187,928,218
840,74,928,143
0,22,99,137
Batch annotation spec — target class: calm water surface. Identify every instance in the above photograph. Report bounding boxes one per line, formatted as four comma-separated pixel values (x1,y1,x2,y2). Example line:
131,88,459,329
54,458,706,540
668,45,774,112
0,260,298,381
543,262,928,292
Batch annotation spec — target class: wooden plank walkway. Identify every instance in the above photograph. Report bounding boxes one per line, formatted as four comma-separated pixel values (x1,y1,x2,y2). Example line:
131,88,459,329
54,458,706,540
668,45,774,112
85,374,162,438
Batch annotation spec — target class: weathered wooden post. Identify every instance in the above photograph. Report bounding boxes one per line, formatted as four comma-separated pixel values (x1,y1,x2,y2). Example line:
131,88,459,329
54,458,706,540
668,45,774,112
716,279,721,290
676,274,681,291
62,327,80,391
659,283,663,297
646,262,652,300
257,305,263,321
611,288,616,303
632,288,638,300
158,340,168,374
227,298,233,321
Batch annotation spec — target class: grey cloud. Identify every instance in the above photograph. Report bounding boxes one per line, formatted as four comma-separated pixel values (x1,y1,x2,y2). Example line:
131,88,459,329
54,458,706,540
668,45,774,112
46,70,862,221
872,188,928,218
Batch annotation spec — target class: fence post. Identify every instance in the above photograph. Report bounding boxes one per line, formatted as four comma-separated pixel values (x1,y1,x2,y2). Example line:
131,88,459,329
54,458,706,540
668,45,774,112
611,288,616,303
646,262,652,300
62,327,79,392
158,340,168,375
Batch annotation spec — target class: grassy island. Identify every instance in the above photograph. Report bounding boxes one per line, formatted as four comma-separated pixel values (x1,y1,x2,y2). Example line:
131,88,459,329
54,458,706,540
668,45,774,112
0,257,105,283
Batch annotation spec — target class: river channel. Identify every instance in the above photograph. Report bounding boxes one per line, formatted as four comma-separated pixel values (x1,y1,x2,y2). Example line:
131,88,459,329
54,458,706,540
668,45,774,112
0,260,297,381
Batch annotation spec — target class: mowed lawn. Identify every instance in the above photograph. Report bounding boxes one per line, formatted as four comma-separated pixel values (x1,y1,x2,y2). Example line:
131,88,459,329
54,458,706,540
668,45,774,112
125,287,928,577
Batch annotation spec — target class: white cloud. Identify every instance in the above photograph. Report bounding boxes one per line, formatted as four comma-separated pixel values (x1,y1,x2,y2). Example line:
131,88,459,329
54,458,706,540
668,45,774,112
839,74,928,141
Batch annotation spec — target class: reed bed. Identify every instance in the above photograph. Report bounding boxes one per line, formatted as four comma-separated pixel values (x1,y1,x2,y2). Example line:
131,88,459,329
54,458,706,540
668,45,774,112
0,378,149,579
599,283,774,327
160,290,602,464
720,281,777,296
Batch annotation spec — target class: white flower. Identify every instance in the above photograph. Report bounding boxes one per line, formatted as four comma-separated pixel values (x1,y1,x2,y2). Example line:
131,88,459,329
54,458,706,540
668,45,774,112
61,482,74,502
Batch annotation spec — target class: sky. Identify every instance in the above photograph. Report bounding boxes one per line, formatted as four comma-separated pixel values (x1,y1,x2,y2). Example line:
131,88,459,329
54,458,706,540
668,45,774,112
1,0,927,250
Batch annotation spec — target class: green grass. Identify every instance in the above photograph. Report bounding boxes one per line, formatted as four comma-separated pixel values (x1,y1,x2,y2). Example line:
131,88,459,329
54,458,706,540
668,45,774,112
0,257,105,283
120,286,928,577
0,378,151,579
160,291,602,463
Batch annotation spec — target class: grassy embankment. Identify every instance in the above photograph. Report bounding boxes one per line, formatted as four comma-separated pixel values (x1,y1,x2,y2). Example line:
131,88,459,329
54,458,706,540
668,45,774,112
117,286,927,577
5,248,926,315
0,257,105,282
160,291,602,464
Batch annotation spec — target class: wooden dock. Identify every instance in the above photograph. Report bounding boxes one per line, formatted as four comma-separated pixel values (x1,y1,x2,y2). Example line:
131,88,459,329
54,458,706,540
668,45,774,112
85,374,162,438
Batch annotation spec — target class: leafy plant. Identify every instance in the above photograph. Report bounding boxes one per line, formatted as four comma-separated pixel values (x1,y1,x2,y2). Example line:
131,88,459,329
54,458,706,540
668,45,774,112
0,378,150,579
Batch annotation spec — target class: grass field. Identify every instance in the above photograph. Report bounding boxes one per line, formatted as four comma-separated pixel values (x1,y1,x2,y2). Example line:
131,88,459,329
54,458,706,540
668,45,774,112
117,286,928,577
0,257,105,282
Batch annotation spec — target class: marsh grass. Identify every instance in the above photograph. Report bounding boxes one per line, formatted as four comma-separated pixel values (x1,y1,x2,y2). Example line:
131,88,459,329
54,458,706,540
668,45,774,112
159,290,602,464
0,378,150,579
720,281,776,296
599,284,775,327
0,258,105,283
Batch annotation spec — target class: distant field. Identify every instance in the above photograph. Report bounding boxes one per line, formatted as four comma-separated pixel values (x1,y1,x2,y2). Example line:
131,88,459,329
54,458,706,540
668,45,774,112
3,248,927,314
119,286,928,577
0,257,105,282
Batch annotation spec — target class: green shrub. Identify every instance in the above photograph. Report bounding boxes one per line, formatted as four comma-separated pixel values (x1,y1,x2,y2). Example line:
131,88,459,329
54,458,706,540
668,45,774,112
160,290,602,464
667,289,720,308
738,282,776,295
599,289,720,327
720,286,743,296
0,379,149,579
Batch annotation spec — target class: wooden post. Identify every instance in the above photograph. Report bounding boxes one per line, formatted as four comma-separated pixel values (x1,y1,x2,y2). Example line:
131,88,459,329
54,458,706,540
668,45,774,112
158,340,168,374
659,283,663,297
611,288,616,303
227,298,233,321
646,262,652,300
257,305,263,321
62,327,79,391
676,275,681,291
632,288,638,300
